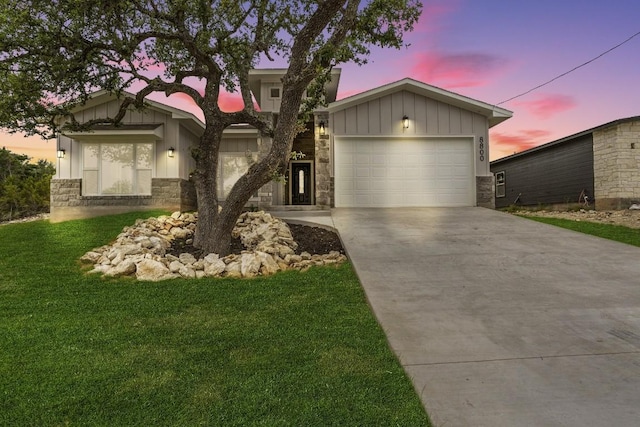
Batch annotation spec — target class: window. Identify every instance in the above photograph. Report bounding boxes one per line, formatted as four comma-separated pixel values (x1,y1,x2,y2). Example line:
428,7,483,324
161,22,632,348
495,171,505,198
269,86,281,99
82,143,153,195
217,152,258,200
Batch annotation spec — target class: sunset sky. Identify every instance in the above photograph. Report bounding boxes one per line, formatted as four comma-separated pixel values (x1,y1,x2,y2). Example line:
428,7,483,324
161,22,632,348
3,0,639,162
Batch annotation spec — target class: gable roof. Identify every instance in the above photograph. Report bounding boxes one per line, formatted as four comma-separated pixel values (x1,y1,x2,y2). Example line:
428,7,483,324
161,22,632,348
248,68,342,107
328,78,513,128
69,90,205,132
491,116,640,165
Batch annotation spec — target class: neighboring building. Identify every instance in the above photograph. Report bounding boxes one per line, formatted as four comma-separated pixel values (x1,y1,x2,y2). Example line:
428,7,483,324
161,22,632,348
51,70,513,221
490,117,640,210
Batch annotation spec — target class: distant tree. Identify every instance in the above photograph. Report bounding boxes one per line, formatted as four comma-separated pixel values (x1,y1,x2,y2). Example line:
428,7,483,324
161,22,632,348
0,147,55,221
0,0,422,254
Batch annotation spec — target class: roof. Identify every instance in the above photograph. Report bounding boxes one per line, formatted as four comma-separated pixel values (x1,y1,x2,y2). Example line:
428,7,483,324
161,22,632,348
248,68,342,107
70,90,206,132
62,123,165,142
491,116,640,165
327,78,513,128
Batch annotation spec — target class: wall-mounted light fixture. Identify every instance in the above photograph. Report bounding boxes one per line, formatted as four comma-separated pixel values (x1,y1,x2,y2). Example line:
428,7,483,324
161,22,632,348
319,120,326,136
402,115,409,130
167,147,175,158
57,149,66,159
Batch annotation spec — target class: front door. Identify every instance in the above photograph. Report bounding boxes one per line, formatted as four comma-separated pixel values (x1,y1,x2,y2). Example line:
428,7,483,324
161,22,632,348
290,162,312,205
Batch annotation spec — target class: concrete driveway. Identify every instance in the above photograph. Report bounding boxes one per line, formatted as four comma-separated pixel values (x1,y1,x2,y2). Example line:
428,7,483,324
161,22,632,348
331,207,640,427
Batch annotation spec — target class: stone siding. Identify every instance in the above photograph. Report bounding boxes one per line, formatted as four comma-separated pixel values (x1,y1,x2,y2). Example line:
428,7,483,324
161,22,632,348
593,121,640,210
476,176,495,209
315,135,331,208
50,178,196,222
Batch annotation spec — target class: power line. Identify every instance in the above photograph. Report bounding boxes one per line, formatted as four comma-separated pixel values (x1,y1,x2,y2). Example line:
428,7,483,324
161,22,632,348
497,30,640,105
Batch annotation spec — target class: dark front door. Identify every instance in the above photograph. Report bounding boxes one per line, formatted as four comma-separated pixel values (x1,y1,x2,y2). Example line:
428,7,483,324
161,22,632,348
291,162,312,205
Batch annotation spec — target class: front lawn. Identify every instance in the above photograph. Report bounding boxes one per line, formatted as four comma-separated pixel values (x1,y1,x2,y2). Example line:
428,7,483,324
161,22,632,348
0,212,430,426
521,215,640,247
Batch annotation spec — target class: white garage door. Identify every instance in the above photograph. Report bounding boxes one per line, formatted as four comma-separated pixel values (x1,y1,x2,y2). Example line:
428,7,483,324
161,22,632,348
334,138,474,207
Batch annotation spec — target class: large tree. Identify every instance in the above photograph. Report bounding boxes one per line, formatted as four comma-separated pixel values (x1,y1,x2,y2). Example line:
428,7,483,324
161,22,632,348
0,0,421,255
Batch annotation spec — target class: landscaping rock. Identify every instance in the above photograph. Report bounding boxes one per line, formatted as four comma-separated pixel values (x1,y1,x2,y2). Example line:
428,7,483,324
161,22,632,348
178,253,197,265
519,209,640,229
81,210,346,281
105,259,137,277
136,259,174,281
240,253,261,278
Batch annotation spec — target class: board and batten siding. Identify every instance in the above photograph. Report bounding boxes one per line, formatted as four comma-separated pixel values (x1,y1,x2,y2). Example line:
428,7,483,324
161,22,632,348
330,90,490,175
57,99,177,180
178,125,200,179
491,134,594,208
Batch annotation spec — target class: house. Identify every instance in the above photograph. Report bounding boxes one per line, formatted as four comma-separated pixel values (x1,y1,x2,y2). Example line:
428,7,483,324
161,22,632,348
490,116,640,210
51,69,513,222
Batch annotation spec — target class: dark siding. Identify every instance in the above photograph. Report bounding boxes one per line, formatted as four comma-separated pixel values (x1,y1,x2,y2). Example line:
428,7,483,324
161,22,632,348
490,134,594,208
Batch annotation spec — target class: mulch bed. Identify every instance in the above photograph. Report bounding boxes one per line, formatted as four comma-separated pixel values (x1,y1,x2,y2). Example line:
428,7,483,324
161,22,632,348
168,223,344,258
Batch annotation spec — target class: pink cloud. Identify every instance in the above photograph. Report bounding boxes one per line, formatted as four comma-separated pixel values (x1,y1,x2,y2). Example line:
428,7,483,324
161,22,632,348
490,129,553,159
409,51,507,88
336,88,367,101
217,91,247,112
412,1,460,34
515,94,577,119
167,90,259,113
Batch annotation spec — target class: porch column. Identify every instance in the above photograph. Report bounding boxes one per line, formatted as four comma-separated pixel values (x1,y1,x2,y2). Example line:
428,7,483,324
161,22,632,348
314,113,331,208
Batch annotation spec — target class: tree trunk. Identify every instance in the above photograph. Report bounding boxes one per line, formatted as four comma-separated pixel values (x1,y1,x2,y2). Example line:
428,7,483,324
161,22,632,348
192,81,307,256
191,122,273,257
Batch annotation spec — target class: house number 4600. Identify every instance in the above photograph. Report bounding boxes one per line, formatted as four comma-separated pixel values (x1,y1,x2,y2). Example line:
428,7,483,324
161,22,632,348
478,137,485,161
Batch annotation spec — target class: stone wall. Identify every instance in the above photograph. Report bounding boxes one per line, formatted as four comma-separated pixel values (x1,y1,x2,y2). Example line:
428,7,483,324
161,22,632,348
476,176,495,209
315,135,331,208
50,178,197,222
593,120,640,210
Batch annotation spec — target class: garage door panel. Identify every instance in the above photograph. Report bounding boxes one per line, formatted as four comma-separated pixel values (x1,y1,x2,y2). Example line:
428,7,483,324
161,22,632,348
388,167,404,178
370,179,388,191
356,144,372,153
372,154,386,165
338,166,354,178
355,168,371,178
355,180,370,191
335,138,474,208
355,154,370,164
340,153,354,164
404,167,420,178
388,153,403,163
371,167,387,178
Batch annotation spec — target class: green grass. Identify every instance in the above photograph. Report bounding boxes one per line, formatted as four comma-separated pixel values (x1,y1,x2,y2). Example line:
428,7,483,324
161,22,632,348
0,212,430,426
521,215,640,247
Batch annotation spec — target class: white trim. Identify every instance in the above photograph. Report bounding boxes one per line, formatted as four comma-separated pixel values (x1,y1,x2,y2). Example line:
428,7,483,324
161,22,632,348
333,136,476,208
329,78,512,128
330,134,477,139
268,86,282,99
69,90,205,130
81,141,155,196
495,171,506,198
64,125,164,142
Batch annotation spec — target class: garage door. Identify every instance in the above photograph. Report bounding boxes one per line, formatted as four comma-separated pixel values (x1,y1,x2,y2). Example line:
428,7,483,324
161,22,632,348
334,138,474,207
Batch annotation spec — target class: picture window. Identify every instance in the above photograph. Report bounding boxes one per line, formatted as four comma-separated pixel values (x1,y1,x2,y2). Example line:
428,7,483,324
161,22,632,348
82,142,153,196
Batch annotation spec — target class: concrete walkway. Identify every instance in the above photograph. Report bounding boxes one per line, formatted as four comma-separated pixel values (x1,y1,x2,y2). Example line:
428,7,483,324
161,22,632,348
331,207,640,427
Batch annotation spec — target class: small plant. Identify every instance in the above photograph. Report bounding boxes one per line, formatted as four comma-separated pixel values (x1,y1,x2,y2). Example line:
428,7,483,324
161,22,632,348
271,151,307,184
